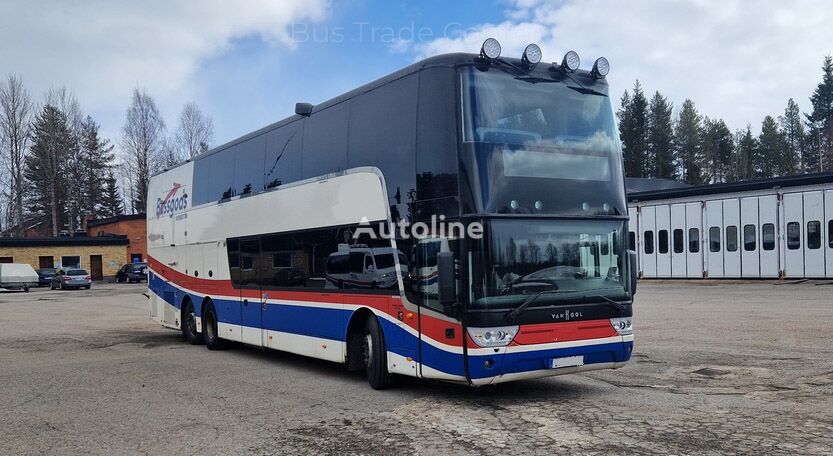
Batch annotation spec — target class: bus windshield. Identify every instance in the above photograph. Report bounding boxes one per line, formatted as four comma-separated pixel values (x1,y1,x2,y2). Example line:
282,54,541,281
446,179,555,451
470,219,629,310
459,66,627,216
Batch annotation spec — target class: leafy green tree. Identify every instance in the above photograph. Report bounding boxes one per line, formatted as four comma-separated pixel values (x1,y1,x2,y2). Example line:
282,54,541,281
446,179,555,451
731,126,757,181
757,115,787,177
673,99,705,184
78,116,115,218
99,170,123,218
617,81,649,177
701,117,734,183
646,91,675,179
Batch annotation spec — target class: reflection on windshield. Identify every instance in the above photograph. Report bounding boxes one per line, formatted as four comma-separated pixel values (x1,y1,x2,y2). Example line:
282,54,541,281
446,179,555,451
472,220,628,309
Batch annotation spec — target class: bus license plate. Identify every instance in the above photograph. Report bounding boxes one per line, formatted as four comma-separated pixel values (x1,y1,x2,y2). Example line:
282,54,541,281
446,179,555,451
550,356,584,369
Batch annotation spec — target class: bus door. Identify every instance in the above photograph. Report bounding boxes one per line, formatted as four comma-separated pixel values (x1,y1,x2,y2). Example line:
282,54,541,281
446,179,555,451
238,238,264,347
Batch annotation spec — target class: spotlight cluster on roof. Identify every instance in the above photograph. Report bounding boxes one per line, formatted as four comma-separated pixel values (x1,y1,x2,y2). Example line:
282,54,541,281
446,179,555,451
478,38,610,78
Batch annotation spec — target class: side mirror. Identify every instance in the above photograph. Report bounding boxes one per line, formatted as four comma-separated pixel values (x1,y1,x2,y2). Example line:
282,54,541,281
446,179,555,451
437,251,456,310
295,102,313,117
628,249,638,295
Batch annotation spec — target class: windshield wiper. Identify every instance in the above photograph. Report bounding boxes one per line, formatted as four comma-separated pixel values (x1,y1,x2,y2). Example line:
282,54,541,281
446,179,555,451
583,295,627,313
505,289,559,321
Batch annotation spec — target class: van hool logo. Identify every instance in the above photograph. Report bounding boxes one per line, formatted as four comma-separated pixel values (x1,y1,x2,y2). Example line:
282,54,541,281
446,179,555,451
156,183,188,218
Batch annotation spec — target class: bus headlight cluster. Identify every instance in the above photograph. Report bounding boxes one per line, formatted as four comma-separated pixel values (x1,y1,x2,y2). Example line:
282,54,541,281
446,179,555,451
610,317,633,335
467,326,519,347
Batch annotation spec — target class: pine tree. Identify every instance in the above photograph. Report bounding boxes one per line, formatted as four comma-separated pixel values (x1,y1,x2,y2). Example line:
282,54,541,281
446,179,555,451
731,126,757,181
617,81,649,177
757,116,787,177
25,105,72,236
701,117,734,183
78,116,115,219
99,170,123,218
674,99,705,184
779,98,805,175
805,55,833,172
647,91,674,179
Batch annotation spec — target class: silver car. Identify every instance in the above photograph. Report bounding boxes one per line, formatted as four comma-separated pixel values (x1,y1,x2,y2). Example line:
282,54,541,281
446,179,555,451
51,269,92,290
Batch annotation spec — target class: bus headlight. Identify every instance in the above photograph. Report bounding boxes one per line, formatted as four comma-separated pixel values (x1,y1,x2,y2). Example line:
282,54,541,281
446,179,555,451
522,43,542,66
592,57,610,78
561,50,580,72
467,326,519,347
610,317,633,335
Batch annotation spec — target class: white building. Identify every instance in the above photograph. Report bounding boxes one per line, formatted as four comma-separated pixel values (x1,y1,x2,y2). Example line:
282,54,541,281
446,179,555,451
627,172,833,279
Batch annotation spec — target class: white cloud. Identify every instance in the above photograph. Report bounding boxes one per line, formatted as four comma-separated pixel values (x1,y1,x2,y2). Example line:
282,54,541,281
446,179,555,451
0,0,328,137
410,0,833,132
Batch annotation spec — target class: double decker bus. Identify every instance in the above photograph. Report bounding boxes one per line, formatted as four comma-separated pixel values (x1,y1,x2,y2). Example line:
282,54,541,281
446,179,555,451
147,40,636,388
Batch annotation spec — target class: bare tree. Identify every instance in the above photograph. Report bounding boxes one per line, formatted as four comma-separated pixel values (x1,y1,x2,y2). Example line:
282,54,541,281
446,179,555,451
121,88,165,214
0,74,34,236
174,101,213,159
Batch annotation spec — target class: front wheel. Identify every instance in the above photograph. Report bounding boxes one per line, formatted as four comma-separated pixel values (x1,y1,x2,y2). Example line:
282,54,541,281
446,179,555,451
364,315,392,390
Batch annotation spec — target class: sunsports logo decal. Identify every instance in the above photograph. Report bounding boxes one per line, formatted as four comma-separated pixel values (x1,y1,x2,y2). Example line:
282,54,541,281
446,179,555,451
156,183,188,218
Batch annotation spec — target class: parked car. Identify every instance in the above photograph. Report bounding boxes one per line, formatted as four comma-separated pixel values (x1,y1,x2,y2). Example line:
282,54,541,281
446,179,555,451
0,263,39,292
51,269,92,290
36,267,57,286
116,262,148,283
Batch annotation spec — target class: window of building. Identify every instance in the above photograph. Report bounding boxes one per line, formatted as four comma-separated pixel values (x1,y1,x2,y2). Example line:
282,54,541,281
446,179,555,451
761,223,775,251
629,232,636,251
672,229,684,253
786,222,801,250
38,256,54,268
688,228,700,253
726,226,738,252
130,253,143,263
61,256,81,269
643,231,654,254
807,221,821,249
658,230,669,254
0,256,13,263
709,226,720,252
828,220,833,248
743,224,756,251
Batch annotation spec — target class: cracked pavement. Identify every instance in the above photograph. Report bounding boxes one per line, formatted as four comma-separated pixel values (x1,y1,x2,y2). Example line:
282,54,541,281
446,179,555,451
0,281,831,455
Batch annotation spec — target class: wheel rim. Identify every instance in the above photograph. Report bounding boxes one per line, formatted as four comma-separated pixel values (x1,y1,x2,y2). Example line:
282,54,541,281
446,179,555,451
363,333,373,367
185,307,196,335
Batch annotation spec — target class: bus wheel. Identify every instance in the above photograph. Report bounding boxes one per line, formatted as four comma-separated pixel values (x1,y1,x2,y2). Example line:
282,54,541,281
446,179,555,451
364,315,392,390
202,301,225,350
182,301,202,345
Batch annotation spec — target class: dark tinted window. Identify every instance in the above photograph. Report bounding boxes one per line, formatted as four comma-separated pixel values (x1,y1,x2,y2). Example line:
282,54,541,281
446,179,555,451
302,103,349,179
348,74,418,224
272,253,292,268
762,223,775,251
67,269,88,276
264,121,303,190
207,147,237,201
644,231,654,254
673,229,684,253
726,226,738,252
658,230,669,254
807,221,821,249
327,255,349,275
787,222,800,250
628,232,636,250
416,67,458,202
688,228,699,253
743,224,756,251
349,252,365,274
233,134,266,195
709,226,720,252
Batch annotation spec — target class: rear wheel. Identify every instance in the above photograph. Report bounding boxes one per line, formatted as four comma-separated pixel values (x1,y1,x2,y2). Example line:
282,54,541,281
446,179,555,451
364,315,392,390
182,301,202,345
202,301,225,350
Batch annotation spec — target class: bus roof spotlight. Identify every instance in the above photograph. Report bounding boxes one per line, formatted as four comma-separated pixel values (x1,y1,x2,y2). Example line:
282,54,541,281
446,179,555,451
561,50,580,72
480,38,501,60
592,56,610,78
522,43,542,66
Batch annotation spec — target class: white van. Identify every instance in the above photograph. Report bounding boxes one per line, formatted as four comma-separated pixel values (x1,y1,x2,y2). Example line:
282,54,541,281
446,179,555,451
325,244,407,290
0,263,39,292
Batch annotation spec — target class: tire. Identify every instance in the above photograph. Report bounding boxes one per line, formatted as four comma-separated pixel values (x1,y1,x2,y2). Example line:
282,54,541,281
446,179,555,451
364,315,392,390
116,275,122,283
24,285,29,292
85,285,91,290
50,282,54,290
202,301,225,350
59,281,63,290
181,301,203,345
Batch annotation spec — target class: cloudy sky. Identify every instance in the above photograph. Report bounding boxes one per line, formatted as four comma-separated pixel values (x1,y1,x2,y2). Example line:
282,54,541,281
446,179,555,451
2,0,832,149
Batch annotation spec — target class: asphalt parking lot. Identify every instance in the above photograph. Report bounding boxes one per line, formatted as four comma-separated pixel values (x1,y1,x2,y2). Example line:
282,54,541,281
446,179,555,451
0,281,831,455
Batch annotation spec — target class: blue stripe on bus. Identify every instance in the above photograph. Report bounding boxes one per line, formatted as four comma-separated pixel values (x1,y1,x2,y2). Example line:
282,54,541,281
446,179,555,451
148,272,631,379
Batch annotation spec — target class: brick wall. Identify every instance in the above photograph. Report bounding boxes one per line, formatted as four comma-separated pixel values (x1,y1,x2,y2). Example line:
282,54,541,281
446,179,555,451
88,219,147,263
0,245,128,278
